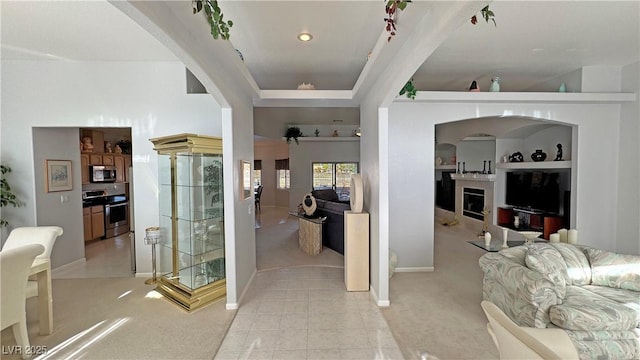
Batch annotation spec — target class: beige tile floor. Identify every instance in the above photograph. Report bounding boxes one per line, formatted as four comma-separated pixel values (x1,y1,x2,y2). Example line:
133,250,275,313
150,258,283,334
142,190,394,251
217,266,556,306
52,233,134,279
215,267,403,360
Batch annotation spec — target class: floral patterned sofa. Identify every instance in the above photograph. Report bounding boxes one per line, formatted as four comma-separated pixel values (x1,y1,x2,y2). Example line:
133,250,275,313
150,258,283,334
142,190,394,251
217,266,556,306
479,242,640,360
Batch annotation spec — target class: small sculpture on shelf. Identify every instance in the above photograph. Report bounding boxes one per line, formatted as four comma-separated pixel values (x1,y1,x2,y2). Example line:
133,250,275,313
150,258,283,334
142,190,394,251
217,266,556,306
314,129,320,137
469,80,480,92
81,136,94,152
509,152,524,162
554,144,563,161
531,149,547,162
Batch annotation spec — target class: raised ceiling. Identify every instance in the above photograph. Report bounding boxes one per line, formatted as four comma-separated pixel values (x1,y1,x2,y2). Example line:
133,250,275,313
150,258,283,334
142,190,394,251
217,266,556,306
2,1,638,93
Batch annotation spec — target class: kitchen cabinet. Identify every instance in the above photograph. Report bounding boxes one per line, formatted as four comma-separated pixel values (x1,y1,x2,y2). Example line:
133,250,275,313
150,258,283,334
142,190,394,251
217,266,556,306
83,205,105,241
89,154,102,165
114,155,125,183
83,208,91,241
81,154,90,184
151,133,225,312
102,154,114,166
124,155,132,182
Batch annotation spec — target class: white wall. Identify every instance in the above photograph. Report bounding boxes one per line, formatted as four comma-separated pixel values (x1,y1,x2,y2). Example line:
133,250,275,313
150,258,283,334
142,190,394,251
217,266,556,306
618,61,640,255
388,112,435,269
288,140,360,210
31,128,85,268
254,141,289,207
0,60,222,272
389,98,631,271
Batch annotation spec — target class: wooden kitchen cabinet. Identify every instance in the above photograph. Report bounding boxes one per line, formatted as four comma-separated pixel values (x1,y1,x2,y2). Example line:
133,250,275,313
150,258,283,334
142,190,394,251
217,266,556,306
102,154,114,166
81,154,90,185
83,207,92,241
124,155,132,182
89,154,103,165
83,205,105,241
114,155,125,183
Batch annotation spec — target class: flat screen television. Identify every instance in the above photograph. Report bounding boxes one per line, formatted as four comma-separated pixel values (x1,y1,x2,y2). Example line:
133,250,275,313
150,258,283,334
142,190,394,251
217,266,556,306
506,171,560,214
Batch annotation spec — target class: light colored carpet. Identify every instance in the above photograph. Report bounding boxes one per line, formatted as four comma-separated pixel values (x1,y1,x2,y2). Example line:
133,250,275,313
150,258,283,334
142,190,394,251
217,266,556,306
1,277,235,360
381,219,499,360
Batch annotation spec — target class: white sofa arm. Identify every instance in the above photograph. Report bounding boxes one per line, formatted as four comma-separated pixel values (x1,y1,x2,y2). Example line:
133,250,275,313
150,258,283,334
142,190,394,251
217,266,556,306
481,301,579,360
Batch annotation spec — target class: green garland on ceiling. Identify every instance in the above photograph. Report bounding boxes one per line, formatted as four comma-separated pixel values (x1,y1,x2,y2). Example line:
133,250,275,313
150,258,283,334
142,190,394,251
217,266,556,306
192,0,233,40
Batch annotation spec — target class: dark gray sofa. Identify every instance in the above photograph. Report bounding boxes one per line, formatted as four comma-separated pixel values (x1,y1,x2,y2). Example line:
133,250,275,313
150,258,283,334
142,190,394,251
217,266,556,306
311,189,350,255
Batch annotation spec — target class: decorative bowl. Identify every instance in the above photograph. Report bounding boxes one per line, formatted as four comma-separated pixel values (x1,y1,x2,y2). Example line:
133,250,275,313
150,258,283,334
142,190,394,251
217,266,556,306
518,231,543,244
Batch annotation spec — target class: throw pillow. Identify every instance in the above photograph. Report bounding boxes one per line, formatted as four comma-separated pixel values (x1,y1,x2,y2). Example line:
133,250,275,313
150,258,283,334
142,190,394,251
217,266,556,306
550,243,592,286
525,243,567,299
585,248,640,291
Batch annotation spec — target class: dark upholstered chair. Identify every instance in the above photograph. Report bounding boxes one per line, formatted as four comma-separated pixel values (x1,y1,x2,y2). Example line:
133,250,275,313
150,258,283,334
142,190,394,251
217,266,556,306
254,185,264,212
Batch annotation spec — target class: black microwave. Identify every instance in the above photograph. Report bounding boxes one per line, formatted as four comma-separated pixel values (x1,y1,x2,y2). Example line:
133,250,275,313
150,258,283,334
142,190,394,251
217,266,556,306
90,165,117,183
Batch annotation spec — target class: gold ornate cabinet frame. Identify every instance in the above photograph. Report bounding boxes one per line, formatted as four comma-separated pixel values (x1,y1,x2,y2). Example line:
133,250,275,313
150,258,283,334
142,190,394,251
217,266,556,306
150,133,225,311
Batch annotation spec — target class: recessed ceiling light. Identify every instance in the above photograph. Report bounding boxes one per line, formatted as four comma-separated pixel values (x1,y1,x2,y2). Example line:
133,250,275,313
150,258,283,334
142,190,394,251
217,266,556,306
298,33,313,42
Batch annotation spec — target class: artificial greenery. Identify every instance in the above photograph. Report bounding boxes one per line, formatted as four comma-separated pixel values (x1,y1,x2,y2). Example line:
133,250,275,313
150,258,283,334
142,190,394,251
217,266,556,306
471,5,496,26
193,0,234,40
285,127,303,145
1,165,24,228
399,79,417,99
384,0,412,42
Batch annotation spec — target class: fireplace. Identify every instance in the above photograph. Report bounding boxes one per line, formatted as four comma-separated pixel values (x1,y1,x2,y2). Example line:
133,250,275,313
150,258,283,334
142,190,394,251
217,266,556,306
463,187,485,220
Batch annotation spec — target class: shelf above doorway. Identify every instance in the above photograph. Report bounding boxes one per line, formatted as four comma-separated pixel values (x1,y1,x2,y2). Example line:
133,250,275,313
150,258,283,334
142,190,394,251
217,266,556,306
495,160,571,170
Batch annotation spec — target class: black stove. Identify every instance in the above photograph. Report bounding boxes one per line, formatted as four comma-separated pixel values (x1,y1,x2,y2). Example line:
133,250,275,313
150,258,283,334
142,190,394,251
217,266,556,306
82,190,127,207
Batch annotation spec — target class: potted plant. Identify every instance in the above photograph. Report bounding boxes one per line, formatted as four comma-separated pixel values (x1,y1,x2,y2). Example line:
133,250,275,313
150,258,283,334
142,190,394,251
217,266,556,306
285,126,303,145
1,165,24,227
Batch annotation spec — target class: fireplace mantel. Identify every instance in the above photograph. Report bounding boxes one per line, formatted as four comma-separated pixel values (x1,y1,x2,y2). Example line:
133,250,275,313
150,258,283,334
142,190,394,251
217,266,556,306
450,173,496,182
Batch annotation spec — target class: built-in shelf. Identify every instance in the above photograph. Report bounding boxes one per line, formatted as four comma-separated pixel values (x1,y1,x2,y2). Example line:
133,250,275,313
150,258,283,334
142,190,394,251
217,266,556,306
282,137,360,142
435,165,456,170
450,173,496,181
495,160,572,170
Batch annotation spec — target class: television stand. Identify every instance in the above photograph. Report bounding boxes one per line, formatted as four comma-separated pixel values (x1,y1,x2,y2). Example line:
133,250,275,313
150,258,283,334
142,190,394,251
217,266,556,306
497,207,563,240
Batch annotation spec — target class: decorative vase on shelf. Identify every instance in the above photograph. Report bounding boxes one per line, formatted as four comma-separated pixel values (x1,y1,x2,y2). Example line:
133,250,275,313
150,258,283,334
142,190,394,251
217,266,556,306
484,232,492,247
531,149,547,162
489,77,500,92
513,216,520,229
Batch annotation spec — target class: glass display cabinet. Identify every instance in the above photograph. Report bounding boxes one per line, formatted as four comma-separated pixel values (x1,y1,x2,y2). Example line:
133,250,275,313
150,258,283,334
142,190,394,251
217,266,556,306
150,133,225,311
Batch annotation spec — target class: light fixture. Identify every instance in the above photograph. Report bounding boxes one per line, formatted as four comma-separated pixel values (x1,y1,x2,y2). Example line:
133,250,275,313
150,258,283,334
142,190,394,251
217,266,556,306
297,32,313,42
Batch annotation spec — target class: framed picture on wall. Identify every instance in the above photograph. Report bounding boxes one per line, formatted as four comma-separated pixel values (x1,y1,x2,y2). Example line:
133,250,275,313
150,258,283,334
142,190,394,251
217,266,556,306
45,160,72,192
241,160,252,200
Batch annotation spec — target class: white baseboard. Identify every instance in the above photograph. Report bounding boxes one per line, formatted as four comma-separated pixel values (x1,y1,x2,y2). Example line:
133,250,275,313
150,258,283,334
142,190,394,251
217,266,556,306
51,258,86,275
370,286,390,307
227,268,257,310
395,267,435,272
135,272,152,278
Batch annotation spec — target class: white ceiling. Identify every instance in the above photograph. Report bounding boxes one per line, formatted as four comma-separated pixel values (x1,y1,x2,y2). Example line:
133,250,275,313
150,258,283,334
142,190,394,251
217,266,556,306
1,1,639,93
